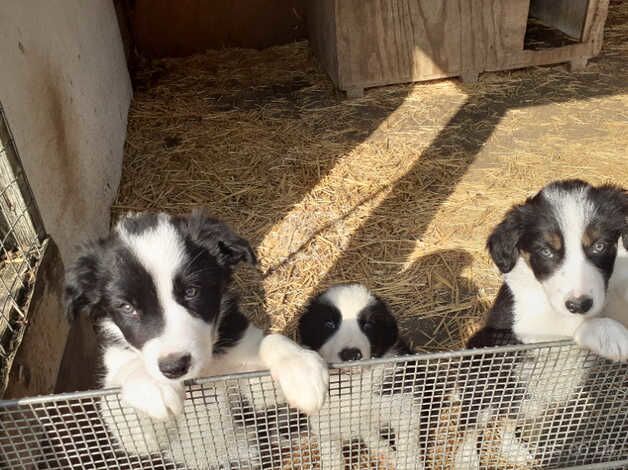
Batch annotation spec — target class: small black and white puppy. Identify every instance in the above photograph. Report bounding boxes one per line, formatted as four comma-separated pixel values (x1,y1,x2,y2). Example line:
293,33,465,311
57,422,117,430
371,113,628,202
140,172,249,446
298,284,424,470
299,283,410,363
456,180,628,469
64,210,328,467
469,179,628,358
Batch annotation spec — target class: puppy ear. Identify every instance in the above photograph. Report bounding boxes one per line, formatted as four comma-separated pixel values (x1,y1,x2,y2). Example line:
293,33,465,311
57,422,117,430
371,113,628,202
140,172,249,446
64,242,105,322
595,184,628,250
487,205,525,273
180,209,257,267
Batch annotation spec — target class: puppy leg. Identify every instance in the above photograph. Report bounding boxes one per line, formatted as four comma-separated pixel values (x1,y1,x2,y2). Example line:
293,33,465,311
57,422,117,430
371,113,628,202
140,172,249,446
361,426,402,469
259,334,329,415
103,345,184,420
454,429,481,470
318,438,345,470
393,425,425,470
574,317,628,361
497,419,534,465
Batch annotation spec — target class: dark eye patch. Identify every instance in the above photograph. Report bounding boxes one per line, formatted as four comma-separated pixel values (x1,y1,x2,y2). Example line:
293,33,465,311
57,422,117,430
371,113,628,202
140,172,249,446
299,298,342,352
107,247,164,348
358,299,398,357
173,241,226,322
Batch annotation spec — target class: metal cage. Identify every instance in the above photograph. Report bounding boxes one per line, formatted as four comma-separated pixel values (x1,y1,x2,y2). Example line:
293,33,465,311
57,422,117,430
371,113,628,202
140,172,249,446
0,103,45,395
0,341,626,469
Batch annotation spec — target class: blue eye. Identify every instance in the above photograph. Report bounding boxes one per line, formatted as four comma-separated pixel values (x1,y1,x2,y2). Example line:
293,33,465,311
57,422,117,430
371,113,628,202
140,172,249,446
184,287,199,299
591,241,608,254
538,247,554,259
324,320,336,330
118,303,137,316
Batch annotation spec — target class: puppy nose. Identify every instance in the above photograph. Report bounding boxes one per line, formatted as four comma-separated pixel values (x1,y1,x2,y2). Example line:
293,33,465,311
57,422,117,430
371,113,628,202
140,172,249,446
339,348,363,362
565,296,593,314
158,353,191,379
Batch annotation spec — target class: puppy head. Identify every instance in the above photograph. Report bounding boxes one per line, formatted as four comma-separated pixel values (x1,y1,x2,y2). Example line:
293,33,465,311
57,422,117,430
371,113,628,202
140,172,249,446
298,284,399,363
487,180,627,318
64,210,255,383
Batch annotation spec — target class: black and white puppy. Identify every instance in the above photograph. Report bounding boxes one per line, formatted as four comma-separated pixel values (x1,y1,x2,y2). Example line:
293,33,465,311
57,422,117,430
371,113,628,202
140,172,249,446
470,179,628,357
299,283,410,362
456,180,628,468
65,210,328,467
298,284,424,470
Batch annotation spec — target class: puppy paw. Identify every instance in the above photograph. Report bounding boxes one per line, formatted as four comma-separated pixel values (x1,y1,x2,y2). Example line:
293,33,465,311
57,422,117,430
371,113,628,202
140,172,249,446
574,317,628,362
121,374,185,420
260,334,329,415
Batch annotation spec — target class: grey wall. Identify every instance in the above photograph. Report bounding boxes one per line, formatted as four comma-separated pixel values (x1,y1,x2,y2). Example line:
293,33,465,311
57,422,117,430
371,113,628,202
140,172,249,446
0,0,131,396
0,0,132,262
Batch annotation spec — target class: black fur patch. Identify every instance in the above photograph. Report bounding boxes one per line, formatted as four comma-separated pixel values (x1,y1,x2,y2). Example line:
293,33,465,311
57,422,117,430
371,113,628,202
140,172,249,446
357,297,399,358
298,295,342,351
117,212,160,236
213,293,250,355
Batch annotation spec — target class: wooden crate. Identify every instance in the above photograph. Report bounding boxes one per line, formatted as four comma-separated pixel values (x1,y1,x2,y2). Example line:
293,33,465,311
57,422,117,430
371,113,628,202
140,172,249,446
306,0,609,97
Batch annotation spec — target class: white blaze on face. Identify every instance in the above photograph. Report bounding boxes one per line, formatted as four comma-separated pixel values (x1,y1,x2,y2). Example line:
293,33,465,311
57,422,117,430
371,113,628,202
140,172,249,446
118,216,215,382
318,284,373,362
541,187,606,317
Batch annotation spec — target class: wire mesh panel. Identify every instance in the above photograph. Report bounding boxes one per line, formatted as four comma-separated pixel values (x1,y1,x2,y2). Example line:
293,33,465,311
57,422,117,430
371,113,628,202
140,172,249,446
0,103,45,395
0,341,626,470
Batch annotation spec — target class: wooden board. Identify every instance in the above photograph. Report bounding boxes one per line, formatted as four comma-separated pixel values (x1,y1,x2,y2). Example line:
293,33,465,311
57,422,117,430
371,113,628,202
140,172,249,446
130,0,307,58
305,0,609,94
306,0,339,86
530,0,590,40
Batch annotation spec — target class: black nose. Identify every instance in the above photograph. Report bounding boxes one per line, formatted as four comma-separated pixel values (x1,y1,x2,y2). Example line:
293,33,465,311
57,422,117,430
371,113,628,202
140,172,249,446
158,353,191,379
339,348,363,362
565,296,593,314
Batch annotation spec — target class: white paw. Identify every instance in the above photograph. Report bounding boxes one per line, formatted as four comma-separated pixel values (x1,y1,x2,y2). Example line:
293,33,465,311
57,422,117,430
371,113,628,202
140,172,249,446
454,430,481,470
499,421,534,464
121,374,185,420
271,347,329,415
574,317,628,362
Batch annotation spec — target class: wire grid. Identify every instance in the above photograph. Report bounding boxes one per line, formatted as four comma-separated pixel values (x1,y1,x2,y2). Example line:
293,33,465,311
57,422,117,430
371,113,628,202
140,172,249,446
0,103,45,394
0,341,626,470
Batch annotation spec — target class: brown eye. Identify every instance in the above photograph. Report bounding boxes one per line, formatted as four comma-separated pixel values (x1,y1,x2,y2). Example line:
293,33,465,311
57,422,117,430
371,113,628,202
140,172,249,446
592,241,608,254
184,287,199,299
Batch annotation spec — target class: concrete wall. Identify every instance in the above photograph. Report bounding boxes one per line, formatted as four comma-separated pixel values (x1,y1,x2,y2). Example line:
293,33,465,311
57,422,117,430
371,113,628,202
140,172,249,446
0,1,131,396
0,0,132,262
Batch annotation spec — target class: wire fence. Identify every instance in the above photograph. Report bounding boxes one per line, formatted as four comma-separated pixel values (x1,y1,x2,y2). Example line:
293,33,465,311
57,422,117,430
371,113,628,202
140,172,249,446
0,103,45,395
0,341,625,469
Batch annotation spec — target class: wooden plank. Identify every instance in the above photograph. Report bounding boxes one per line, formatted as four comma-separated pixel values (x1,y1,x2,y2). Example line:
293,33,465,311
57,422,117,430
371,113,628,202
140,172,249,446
335,0,464,89
306,0,339,86
305,0,607,92
529,0,590,40
131,0,307,58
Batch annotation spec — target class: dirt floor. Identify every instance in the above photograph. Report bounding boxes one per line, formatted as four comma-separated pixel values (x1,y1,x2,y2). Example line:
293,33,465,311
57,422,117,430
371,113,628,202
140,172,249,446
114,1,628,352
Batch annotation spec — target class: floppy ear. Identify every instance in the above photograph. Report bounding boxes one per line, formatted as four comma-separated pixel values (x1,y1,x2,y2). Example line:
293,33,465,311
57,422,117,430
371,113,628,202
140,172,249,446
595,184,628,250
64,242,105,322
181,209,257,267
487,205,525,274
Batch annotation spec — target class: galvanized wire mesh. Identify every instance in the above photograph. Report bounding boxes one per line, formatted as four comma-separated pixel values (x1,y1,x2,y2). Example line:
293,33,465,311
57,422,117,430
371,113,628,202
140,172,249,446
0,103,45,394
0,341,626,469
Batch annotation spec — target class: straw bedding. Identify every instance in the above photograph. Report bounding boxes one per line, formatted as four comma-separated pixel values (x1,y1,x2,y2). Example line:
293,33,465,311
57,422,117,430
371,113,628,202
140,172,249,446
111,3,628,468
114,2,627,355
